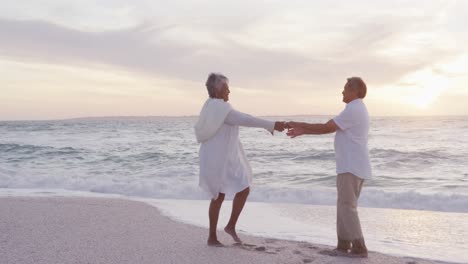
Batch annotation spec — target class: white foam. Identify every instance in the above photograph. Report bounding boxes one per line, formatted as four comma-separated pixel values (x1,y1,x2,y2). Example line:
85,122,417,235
2,173,468,213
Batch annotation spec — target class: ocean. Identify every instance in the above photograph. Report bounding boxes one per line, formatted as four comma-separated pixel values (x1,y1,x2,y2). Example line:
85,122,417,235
1,116,467,263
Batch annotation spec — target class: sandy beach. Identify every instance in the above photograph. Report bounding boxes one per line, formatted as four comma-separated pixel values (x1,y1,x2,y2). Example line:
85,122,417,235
0,197,446,264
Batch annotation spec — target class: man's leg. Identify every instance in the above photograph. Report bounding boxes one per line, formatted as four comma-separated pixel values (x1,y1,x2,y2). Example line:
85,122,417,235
208,193,225,246
337,173,367,257
225,187,250,243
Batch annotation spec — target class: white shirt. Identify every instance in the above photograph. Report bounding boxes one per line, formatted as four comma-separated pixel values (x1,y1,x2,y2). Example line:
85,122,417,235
333,99,372,179
198,108,274,199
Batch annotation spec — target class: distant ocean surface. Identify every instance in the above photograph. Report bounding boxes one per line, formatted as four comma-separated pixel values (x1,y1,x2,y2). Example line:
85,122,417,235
1,116,468,213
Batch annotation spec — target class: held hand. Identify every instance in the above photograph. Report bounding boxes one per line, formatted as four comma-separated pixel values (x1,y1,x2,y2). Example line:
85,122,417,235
286,127,306,138
274,121,286,132
284,121,300,130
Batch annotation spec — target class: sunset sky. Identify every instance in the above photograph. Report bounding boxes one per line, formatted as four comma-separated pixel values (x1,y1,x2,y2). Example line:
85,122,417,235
1,0,467,120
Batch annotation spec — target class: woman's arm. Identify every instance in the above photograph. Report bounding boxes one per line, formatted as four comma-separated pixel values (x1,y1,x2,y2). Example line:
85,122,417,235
225,110,277,132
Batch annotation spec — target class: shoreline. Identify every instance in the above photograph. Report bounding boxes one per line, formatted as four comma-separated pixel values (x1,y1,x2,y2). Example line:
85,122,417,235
0,196,451,264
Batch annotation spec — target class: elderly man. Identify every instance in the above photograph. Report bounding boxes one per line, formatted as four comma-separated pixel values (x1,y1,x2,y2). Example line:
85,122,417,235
286,77,371,258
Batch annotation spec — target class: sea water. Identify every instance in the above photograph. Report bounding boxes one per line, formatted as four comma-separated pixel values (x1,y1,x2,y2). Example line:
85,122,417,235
1,116,467,262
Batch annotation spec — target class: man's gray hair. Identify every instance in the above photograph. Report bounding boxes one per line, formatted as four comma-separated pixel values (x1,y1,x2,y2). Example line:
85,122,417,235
347,77,367,99
206,73,228,98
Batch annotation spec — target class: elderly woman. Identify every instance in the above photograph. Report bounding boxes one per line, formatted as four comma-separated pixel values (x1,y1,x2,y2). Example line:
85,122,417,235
195,73,285,246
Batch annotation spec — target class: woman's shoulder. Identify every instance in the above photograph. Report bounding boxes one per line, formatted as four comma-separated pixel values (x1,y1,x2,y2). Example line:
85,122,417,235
207,98,230,106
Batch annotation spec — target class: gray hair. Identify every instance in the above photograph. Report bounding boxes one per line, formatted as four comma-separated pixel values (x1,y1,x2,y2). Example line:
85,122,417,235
205,73,228,98
347,77,367,98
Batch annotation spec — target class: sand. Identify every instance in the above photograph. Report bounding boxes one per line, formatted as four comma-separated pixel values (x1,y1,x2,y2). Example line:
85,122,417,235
0,197,444,264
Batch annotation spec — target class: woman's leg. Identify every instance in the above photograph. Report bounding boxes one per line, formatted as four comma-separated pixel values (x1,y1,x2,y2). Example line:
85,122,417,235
208,193,225,246
224,187,250,243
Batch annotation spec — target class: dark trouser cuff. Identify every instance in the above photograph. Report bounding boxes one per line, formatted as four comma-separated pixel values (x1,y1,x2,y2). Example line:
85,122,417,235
337,238,351,250
351,238,368,252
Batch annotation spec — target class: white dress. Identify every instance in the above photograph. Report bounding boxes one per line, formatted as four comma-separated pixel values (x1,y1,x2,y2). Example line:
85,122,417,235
196,100,274,199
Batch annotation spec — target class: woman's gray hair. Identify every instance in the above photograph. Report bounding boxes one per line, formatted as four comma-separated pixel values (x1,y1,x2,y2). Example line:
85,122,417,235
205,73,228,98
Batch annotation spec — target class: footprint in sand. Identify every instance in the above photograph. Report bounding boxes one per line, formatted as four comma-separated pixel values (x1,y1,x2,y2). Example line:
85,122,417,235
233,243,275,254
255,246,266,251
242,243,256,247
298,243,319,250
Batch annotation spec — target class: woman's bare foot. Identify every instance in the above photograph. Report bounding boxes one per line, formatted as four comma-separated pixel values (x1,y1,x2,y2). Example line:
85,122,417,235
224,226,242,243
207,238,224,247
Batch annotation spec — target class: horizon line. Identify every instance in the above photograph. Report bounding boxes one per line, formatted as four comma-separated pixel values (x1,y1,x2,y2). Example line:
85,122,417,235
1,114,468,122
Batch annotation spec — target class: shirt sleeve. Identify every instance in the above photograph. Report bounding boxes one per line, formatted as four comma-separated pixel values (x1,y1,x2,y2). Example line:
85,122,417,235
224,109,275,133
333,105,356,130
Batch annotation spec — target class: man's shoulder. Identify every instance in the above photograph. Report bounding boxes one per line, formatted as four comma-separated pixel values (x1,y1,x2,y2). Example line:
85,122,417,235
348,100,368,113
348,99,365,107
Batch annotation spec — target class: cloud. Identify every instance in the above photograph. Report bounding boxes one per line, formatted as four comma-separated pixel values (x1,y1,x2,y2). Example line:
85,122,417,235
0,0,464,92
1,1,467,118
0,18,318,85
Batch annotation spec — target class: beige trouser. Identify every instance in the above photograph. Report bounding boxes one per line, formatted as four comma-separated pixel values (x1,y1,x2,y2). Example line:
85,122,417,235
336,173,364,241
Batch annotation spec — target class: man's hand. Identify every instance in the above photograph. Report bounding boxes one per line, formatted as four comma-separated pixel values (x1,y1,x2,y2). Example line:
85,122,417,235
285,120,338,136
284,121,304,138
286,127,306,138
274,121,286,132
285,121,301,129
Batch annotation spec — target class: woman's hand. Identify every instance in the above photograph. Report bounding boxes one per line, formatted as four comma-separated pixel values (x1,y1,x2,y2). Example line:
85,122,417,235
274,121,286,132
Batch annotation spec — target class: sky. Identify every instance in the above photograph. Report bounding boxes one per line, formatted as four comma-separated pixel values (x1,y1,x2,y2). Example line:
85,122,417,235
1,0,467,120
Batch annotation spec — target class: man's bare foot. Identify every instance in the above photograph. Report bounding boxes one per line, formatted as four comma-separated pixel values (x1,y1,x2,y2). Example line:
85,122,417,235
319,248,368,258
207,238,224,247
224,226,242,243
348,249,368,258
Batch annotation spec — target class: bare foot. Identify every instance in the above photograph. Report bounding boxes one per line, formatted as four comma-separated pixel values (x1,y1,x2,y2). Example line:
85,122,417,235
319,248,368,258
348,249,368,258
224,226,242,243
207,238,224,247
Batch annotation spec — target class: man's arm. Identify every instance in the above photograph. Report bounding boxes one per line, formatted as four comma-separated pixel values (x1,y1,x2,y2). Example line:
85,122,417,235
286,119,338,138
